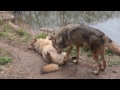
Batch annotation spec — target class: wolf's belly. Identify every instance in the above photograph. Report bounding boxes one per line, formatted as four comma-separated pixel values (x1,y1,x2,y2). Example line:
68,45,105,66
70,34,88,47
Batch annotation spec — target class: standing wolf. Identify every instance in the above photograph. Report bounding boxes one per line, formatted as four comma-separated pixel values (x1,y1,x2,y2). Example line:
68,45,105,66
50,23,120,75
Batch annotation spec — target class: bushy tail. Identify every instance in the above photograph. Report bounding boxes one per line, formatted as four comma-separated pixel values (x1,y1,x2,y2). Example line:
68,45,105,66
41,64,59,74
102,35,120,56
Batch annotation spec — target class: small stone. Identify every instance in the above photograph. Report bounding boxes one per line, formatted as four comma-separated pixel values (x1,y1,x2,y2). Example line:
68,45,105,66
1,71,4,74
112,70,117,73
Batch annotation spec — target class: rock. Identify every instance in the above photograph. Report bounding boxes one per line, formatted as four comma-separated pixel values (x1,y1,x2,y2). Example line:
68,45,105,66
0,11,15,25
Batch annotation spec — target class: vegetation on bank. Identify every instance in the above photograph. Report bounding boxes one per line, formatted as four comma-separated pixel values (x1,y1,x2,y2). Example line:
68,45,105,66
0,57,11,65
0,47,12,65
35,32,47,39
107,59,120,67
0,23,31,44
0,17,31,65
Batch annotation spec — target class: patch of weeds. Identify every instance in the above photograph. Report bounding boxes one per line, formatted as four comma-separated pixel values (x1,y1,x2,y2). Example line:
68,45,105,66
71,46,77,57
0,15,3,25
0,32,5,37
2,24,12,32
86,52,92,57
63,45,77,57
0,48,12,65
15,29,31,43
81,48,89,53
35,33,47,39
63,46,92,57
0,47,12,57
107,59,120,67
16,29,28,37
0,24,13,38
0,57,11,65
81,48,92,57
105,49,114,56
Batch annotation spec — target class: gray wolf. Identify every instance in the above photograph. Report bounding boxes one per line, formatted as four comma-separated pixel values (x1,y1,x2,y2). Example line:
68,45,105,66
50,23,120,75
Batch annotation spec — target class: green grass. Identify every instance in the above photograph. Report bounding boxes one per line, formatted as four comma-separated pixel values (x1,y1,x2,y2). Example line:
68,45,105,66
0,57,11,65
35,33,47,39
0,32,5,37
107,59,120,67
0,47,12,57
71,46,77,57
16,29,28,37
0,15,3,25
15,29,31,43
0,47,12,65
81,48,92,57
105,49,114,56
0,24,31,44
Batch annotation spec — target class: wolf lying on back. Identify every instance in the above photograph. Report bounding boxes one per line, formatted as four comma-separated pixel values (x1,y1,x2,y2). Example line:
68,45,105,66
50,23,120,75
28,36,67,73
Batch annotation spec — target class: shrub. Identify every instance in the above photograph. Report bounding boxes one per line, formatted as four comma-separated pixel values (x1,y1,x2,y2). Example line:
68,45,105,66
35,33,47,39
0,57,11,65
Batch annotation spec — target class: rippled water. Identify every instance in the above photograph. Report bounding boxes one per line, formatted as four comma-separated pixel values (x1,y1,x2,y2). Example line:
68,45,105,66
15,11,120,45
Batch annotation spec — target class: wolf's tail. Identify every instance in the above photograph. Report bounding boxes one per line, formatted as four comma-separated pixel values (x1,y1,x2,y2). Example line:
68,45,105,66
102,35,120,56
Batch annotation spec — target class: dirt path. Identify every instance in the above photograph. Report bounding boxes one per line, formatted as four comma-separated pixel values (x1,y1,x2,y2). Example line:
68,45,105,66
0,40,120,79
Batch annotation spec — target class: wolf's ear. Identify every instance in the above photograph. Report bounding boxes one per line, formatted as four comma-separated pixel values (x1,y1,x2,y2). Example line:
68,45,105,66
30,38,37,45
45,52,53,63
49,35,55,40
47,52,50,56
44,52,51,58
46,52,52,60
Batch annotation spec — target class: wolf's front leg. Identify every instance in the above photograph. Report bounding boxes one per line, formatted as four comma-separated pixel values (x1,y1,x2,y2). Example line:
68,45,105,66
76,46,80,64
64,45,73,61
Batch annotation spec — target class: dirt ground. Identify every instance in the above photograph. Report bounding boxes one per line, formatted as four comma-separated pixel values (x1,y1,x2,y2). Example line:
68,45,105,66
1,37,120,79
0,22,120,79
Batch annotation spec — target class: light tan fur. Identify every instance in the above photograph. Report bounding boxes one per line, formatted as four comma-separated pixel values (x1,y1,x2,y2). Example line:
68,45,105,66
34,36,51,53
41,64,59,74
28,36,67,74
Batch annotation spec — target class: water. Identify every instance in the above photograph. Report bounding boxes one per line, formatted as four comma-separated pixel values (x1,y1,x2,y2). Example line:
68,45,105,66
15,11,120,45
92,17,120,45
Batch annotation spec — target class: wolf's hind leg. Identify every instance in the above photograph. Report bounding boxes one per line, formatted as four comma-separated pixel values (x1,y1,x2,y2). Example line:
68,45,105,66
92,51,102,75
100,47,106,71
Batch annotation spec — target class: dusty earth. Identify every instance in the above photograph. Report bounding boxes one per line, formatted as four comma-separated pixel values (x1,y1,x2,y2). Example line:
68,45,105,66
0,21,120,79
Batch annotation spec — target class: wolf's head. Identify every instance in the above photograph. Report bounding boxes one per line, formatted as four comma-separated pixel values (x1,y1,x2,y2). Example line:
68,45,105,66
50,35,65,54
28,38,37,50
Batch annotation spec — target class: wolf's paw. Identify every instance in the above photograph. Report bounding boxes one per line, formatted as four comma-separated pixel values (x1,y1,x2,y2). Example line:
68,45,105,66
100,68,105,71
62,61,67,65
92,71,99,75
72,60,79,64
76,61,79,64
